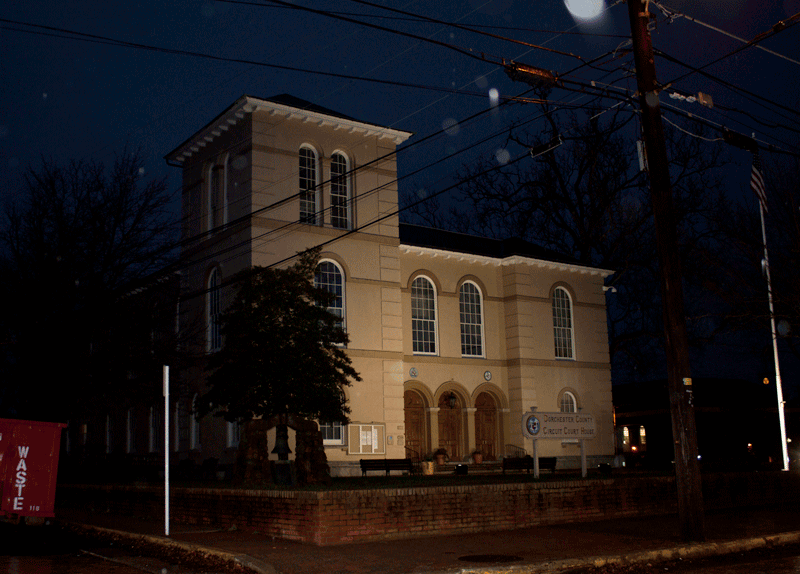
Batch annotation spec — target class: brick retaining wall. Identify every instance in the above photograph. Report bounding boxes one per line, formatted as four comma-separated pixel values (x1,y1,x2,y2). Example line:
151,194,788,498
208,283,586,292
57,472,800,545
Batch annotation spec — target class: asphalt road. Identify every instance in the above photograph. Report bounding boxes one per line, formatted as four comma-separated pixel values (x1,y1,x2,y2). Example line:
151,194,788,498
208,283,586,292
0,521,227,574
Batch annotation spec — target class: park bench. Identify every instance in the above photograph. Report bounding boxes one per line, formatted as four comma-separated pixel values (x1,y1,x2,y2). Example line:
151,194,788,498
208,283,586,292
360,458,416,476
502,456,557,474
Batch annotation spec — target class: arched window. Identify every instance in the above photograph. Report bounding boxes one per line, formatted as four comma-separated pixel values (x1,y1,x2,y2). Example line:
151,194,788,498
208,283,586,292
552,286,575,359
299,146,320,224
314,260,345,332
330,152,351,230
190,394,201,451
222,153,230,225
207,163,219,232
560,391,577,413
126,408,136,454
149,405,159,453
459,281,483,357
411,276,437,355
226,421,240,448
207,267,222,352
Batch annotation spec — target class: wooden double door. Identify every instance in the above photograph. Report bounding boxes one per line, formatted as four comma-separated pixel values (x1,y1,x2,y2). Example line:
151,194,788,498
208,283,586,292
404,390,498,461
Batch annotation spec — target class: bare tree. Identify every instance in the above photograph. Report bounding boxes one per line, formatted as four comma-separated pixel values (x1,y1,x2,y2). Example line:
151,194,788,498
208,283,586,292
0,148,179,420
404,106,729,380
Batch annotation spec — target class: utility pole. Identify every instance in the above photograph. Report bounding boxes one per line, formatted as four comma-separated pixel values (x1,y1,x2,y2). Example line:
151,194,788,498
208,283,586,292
626,0,705,541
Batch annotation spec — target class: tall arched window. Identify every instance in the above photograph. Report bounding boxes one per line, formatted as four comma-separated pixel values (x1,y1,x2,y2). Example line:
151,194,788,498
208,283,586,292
207,267,222,352
330,152,351,230
222,152,230,225
411,276,437,355
207,163,219,232
190,394,201,451
314,260,345,332
552,286,575,359
299,145,319,224
459,281,483,357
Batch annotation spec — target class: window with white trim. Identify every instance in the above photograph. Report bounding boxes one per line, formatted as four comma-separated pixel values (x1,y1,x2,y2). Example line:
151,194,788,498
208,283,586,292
222,153,230,225
411,276,437,354
207,267,221,352
207,163,219,232
330,152,351,230
126,408,136,454
226,421,240,448
314,260,345,332
105,414,112,454
560,391,578,444
459,281,484,357
320,422,345,446
560,391,577,413
149,406,159,453
552,287,575,359
190,394,201,451
299,146,319,224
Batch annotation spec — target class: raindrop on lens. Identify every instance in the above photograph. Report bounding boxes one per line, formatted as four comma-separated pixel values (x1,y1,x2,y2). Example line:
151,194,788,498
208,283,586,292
442,118,460,136
495,149,510,165
489,88,499,107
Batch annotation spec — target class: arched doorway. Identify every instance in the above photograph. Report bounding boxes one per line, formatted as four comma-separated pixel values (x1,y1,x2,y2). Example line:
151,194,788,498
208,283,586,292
438,392,462,460
475,392,498,460
403,390,426,460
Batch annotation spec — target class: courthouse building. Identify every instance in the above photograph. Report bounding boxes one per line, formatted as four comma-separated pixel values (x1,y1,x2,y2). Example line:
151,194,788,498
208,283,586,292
164,94,615,475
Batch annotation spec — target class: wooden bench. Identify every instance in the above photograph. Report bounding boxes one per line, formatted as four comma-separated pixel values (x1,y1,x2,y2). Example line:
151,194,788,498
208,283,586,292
502,456,557,474
360,458,416,476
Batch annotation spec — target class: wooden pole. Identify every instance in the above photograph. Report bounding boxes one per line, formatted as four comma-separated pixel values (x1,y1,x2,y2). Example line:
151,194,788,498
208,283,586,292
626,0,705,541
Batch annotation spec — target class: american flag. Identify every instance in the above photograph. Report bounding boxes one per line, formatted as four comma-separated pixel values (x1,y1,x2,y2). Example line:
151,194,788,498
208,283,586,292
751,152,768,213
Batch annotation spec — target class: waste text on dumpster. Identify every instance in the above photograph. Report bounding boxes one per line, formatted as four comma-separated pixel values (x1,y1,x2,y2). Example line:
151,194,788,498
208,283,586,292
13,445,30,511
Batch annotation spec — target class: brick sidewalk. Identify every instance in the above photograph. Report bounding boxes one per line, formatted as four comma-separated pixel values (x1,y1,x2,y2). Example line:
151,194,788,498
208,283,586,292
62,505,800,574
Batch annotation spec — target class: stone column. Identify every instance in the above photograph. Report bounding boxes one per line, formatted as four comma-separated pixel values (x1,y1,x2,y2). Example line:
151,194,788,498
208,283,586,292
427,407,440,451
465,407,477,453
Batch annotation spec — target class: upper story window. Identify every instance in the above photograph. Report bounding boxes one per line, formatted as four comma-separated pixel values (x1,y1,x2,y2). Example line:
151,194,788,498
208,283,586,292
411,276,437,355
459,281,484,357
299,146,320,224
207,267,222,352
314,260,345,332
552,286,575,359
330,152,351,230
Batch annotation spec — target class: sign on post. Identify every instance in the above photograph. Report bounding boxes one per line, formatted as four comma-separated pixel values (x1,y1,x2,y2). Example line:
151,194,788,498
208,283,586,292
521,410,596,478
522,411,596,440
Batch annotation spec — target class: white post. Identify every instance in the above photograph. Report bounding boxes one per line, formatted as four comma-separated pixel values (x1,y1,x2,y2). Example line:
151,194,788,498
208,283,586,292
163,365,170,536
580,440,587,478
759,205,789,471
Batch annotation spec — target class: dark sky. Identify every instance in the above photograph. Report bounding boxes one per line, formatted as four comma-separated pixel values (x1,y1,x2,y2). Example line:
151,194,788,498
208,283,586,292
2,0,799,384
2,0,798,202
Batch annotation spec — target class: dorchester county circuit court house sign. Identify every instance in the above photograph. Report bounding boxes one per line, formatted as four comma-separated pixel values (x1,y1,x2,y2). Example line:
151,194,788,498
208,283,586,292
522,409,596,477
522,411,596,440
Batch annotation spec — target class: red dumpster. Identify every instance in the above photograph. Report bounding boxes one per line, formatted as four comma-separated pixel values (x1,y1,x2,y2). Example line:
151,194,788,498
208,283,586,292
1,418,66,520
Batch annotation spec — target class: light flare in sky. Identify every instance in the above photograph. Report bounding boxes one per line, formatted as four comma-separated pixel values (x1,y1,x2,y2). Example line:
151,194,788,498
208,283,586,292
564,0,605,21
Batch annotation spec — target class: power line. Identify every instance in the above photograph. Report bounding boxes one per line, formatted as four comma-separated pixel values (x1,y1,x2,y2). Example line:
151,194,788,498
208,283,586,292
653,2,800,68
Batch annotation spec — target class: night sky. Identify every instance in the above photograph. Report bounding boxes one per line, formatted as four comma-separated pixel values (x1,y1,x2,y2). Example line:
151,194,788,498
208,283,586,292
3,0,798,198
2,0,799,382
